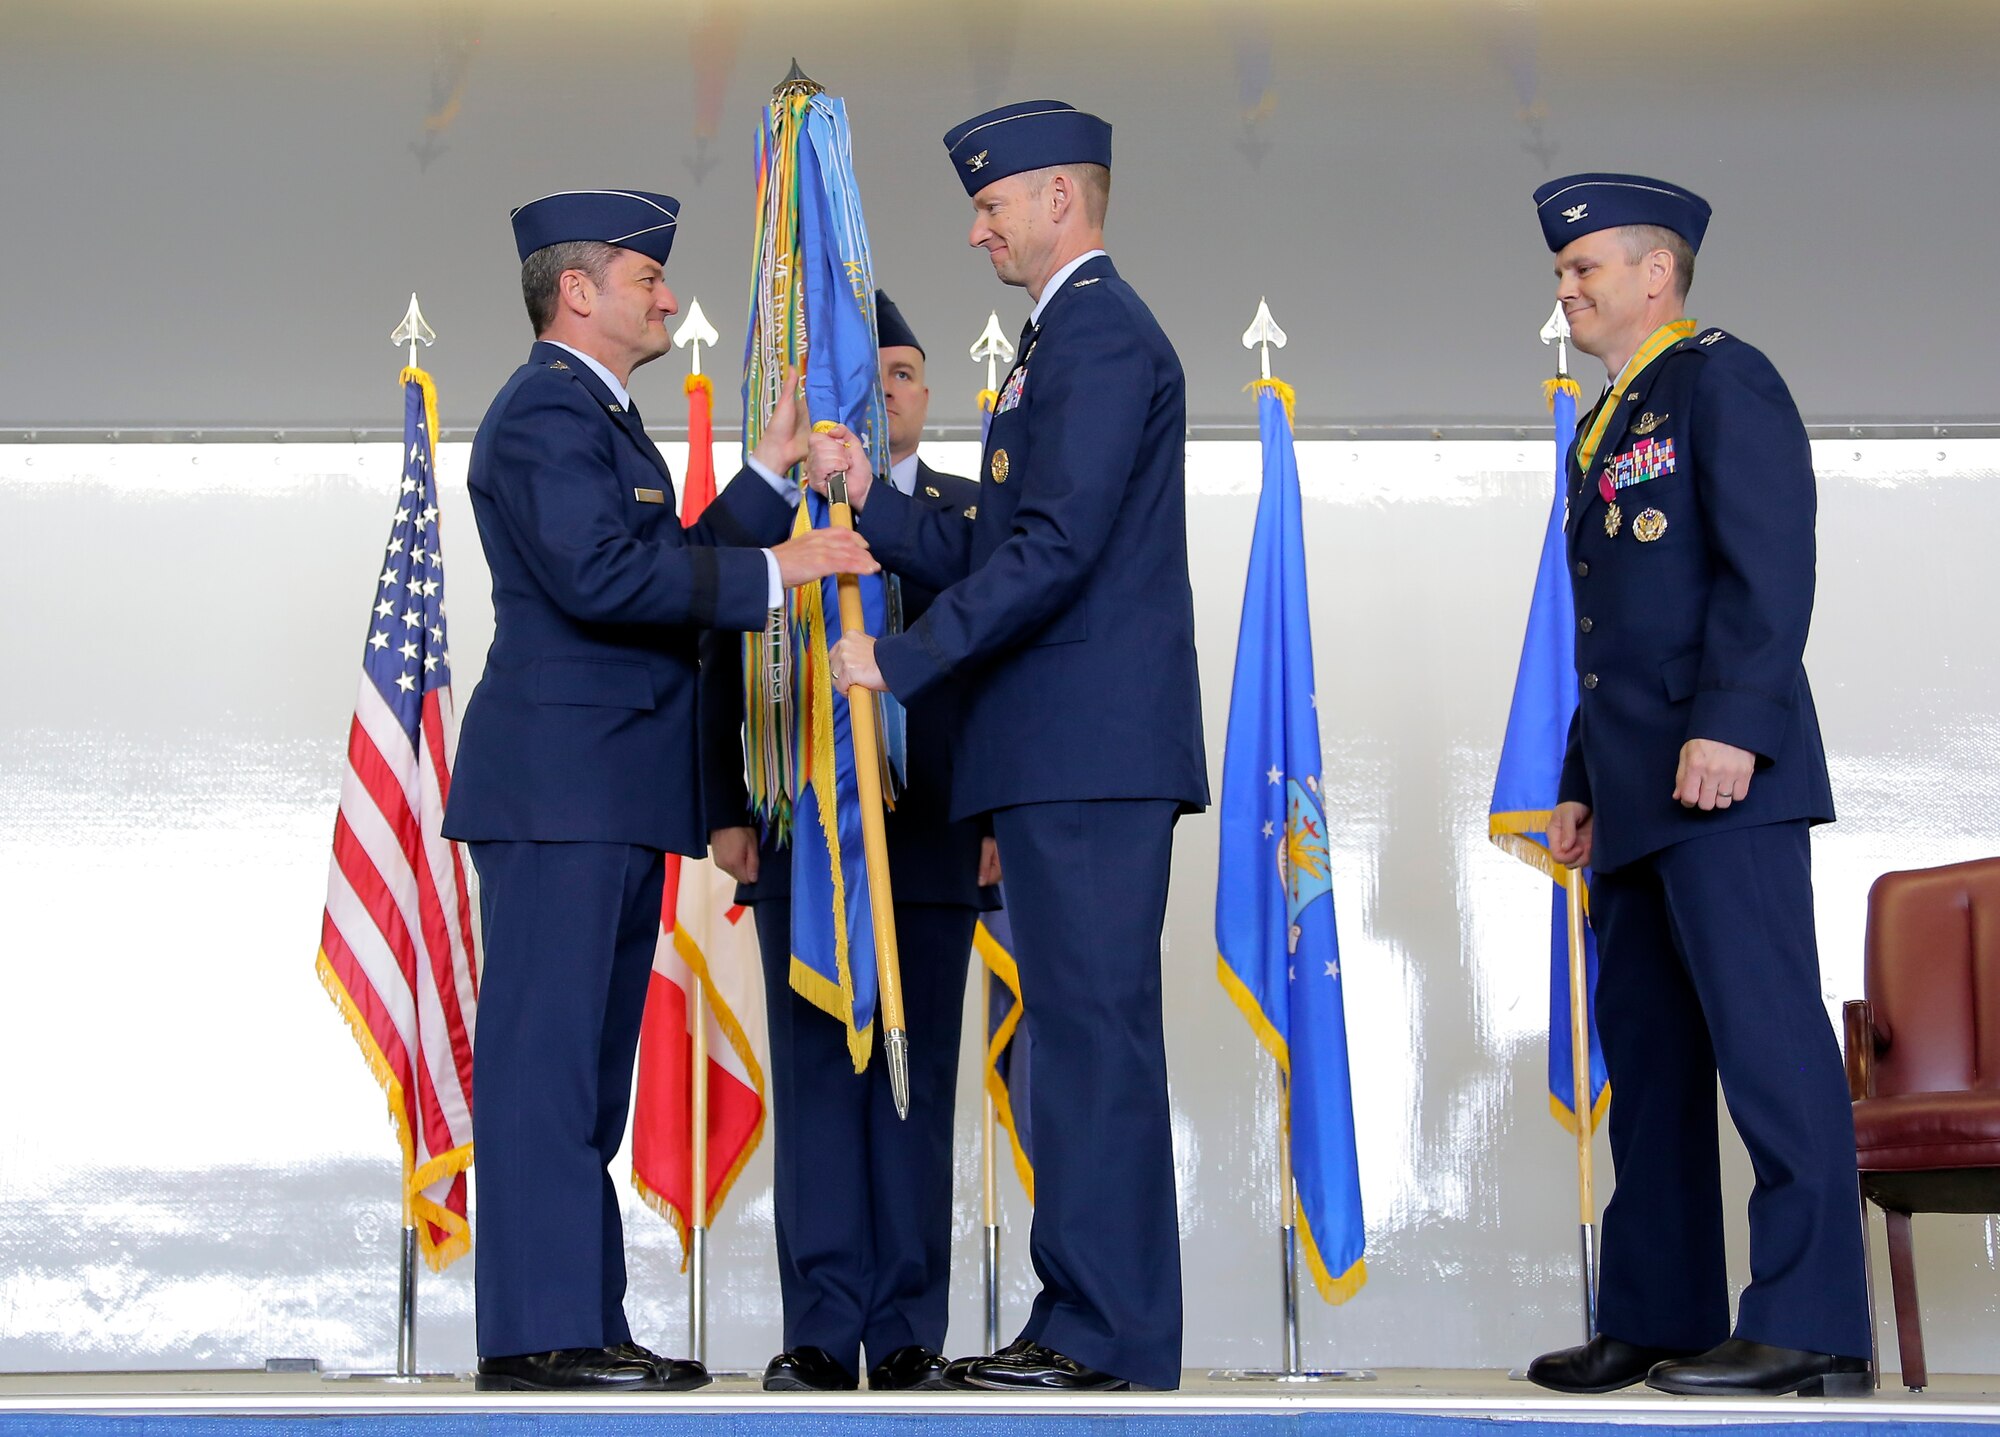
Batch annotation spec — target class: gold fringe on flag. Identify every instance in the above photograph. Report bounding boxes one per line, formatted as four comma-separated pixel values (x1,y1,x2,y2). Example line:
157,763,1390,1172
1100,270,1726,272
1243,376,1297,429
1542,374,1581,412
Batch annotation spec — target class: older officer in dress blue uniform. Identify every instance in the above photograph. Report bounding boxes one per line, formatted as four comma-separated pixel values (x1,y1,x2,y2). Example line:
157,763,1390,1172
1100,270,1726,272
701,293,997,1395
443,189,874,1393
810,103,1208,1393
1523,175,1870,1399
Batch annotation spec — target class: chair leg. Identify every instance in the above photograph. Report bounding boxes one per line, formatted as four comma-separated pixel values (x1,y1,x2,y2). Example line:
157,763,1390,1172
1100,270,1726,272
1858,1184,1879,1390
1884,1208,1927,1391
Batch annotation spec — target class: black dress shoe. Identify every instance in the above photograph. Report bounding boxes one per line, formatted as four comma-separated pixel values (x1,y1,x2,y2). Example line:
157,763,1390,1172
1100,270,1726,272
1646,1338,1872,1397
613,1342,712,1392
1527,1335,1703,1394
942,1339,1129,1392
475,1345,667,1392
763,1346,859,1392
869,1345,950,1391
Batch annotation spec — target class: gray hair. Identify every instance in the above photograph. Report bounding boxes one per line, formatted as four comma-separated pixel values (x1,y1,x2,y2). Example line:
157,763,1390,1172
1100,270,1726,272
521,240,622,334
1618,224,1695,300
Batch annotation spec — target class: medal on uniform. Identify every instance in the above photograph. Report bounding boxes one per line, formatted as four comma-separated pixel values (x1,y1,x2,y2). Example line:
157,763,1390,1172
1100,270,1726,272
990,448,1009,484
1604,502,1622,537
1597,468,1620,536
1634,507,1668,542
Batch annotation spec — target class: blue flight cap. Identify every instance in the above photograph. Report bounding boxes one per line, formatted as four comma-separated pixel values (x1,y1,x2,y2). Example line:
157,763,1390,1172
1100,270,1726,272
1533,173,1711,253
942,100,1112,196
509,189,681,264
875,290,923,357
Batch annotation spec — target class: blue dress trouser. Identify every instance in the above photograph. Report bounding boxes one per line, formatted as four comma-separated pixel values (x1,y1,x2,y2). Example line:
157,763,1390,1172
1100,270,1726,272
990,798,1183,1391
1590,820,1870,1359
467,840,664,1358
756,896,975,1376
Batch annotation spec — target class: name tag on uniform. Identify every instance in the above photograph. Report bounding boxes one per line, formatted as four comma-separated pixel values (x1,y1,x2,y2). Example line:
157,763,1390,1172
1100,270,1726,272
634,487,666,504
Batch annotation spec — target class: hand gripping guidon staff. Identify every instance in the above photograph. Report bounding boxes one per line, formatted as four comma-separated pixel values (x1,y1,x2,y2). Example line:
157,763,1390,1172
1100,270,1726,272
812,419,913,1120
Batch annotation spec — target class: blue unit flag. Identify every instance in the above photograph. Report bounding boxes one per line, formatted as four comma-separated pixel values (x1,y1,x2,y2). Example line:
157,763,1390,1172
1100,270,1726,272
1487,380,1609,1133
1216,380,1366,1303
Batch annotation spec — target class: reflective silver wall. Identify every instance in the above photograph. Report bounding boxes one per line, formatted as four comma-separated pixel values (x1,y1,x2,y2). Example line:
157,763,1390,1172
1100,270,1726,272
3,435,1995,1373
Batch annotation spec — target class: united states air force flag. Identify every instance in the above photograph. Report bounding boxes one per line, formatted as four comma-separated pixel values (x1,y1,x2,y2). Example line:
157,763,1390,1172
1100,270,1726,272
1216,379,1365,1303
1487,378,1608,1133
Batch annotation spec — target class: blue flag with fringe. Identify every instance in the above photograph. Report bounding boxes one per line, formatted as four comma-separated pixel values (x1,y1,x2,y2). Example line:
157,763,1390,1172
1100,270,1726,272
742,86,904,1068
1216,379,1366,1304
1487,377,1609,1133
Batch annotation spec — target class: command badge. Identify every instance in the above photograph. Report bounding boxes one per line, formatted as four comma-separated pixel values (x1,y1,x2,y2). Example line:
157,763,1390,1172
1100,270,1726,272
1633,507,1668,542
991,449,1009,484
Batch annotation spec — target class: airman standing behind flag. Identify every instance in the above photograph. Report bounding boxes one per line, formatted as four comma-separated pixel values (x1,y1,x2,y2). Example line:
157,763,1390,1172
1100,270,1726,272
1523,174,1869,1399
702,292,995,1395
810,100,1207,1393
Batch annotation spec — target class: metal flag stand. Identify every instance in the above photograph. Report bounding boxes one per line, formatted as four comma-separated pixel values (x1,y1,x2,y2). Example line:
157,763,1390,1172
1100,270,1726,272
968,311,1015,1354
1210,300,1371,1386
672,297,751,1379
1208,1059,1375,1384
325,291,453,1385
1542,298,1601,1341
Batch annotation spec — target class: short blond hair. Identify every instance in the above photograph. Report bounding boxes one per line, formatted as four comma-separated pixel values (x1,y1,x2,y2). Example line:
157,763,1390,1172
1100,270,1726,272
1618,224,1695,300
1022,163,1111,227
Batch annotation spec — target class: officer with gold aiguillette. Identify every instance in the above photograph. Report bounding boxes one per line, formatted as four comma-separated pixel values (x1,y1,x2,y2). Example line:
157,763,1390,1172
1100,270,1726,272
1525,174,1870,1400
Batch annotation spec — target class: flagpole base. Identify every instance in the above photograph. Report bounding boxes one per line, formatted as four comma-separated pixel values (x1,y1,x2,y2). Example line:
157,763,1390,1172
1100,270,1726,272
982,1224,1002,1354
1205,1368,1377,1383
885,1026,911,1120
1578,1221,1599,1341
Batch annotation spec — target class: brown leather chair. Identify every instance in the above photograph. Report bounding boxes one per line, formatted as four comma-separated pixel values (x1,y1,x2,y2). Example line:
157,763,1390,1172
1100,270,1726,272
1845,856,2000,1391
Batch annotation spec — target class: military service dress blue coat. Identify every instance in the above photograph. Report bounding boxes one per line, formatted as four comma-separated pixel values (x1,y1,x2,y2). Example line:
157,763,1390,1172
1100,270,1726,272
446,340,795,855
1557,327,1835,873
857,255,1208,820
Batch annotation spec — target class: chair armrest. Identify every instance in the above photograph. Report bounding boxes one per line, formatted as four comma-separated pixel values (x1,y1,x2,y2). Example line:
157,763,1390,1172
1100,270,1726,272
1843,998,1875,1101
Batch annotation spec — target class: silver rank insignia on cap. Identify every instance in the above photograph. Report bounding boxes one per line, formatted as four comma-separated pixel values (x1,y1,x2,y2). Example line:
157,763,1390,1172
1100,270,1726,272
1562,203,1589,223
1634,508,1668,542
966,150,989,171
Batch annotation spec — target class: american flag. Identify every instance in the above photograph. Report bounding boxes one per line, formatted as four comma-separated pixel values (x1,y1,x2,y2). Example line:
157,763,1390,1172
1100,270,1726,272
316,366,480,1270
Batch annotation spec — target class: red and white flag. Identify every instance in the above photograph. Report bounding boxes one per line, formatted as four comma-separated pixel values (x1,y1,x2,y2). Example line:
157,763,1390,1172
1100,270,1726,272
631,371,769,1250
316,366,480,1270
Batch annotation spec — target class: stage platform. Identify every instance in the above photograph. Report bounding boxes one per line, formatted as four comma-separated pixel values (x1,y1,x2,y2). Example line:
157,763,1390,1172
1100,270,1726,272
3,1368,1998,1436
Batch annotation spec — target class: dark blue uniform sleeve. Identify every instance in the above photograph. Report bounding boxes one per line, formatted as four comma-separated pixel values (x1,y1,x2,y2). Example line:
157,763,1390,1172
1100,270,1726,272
482,380,779,632
872,314,1153,703
1558,707,1591,809
1686,348,1817,762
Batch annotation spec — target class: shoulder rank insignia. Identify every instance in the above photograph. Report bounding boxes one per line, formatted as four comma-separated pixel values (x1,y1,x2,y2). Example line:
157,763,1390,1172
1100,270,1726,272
547,360,570,370
1072,276,1101,288
1632,411,1667,435
1700,330,1727,346
608,403,624,413
924,485,940,497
